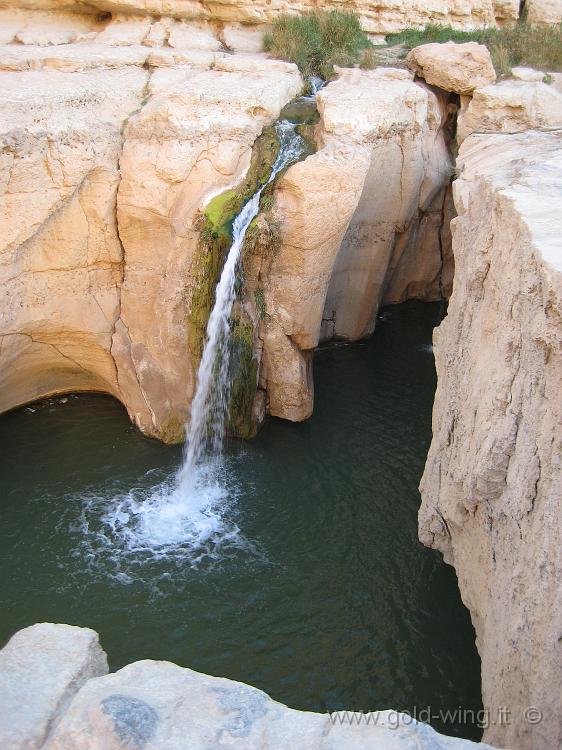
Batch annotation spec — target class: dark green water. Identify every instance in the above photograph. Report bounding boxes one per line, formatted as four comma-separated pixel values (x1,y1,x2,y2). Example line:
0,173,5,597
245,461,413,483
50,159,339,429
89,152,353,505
0,302,482,740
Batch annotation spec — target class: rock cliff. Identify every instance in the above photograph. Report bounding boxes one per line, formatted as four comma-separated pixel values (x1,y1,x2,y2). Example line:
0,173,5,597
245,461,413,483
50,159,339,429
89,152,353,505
0,0,539,36
0,623,496,750
0,36,301,441
259,67,453,420
419,129,562,750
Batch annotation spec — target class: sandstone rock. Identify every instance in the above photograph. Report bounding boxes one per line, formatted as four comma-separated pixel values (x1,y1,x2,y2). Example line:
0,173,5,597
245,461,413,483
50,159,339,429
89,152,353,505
0,0,526,34
511,66,547,82
491,0,520,21
527,0,562,23
0,8,103,47
406,42,496,95
95,15,151,46
0,66,148,415
419,129,562,750
0,44,150,72
0,623,108,750
113,60,302,440
261,68,452,420
0,27,301,440
43,656,494,749
167,20,222,51
223,22,265,53
457,80,562,141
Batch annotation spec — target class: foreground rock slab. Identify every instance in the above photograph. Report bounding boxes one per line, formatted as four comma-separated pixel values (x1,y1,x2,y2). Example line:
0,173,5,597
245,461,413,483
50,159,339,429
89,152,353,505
0,624,108,750
420,129,562,750
0,625,495,749
406,42,496,95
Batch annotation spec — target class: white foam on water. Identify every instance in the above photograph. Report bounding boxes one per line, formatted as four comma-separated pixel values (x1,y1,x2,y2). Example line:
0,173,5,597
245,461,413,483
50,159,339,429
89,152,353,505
72,122,306,576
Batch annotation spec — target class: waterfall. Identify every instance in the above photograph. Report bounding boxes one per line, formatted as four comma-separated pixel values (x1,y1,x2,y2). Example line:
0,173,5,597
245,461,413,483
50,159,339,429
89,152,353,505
92,121,305,562
178,120,305,490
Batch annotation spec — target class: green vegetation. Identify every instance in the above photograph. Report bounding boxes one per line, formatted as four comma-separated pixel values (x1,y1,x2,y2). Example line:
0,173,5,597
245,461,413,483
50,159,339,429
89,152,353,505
226,317,259,439
254,288,267,321
386,23,562,75
264,10,372,79
187,126,281,360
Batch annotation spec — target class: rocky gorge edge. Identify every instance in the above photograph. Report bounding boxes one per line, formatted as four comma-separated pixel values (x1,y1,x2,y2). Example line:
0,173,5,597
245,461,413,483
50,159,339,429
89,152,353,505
0,623,496,750
1,4,561,750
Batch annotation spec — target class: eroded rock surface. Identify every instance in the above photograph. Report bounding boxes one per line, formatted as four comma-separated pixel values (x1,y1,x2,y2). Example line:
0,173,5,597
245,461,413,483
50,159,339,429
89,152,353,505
0,623,108,750
0,64,147,414
406,42,496,95
0,0,522,34
112,56,301,441
457,79,562,142
419,129,562,750
260,67,453,420
0,36,301,441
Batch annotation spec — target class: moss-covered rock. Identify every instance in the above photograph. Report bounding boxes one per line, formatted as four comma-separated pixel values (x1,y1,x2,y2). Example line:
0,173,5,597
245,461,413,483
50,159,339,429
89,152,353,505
187,126,281,362
226,317,259,439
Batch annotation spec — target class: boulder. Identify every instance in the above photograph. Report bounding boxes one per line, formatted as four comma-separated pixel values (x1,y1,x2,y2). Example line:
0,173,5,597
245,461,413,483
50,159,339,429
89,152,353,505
406,41,496,95
457,79,562,141
0,623,108,750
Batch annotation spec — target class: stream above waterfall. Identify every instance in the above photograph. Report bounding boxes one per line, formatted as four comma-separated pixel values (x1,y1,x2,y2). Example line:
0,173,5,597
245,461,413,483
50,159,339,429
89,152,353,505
0,302,482,741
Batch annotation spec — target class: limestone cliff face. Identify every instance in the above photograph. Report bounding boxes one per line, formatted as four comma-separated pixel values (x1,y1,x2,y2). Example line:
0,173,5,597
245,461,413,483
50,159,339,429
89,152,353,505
0,39,301,440
259,67,453,421
0,64,147,414
0,0,530,34
112,57,301,441
419,129,562,750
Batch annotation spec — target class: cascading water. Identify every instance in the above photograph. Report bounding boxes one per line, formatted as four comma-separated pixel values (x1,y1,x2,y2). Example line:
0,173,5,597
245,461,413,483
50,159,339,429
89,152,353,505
82,120,306,567
179,121,305,487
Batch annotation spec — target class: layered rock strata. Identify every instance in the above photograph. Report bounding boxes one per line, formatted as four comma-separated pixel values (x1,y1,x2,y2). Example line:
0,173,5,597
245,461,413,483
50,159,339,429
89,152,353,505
419,129,562,750
0,623,496,750
0,0,534,36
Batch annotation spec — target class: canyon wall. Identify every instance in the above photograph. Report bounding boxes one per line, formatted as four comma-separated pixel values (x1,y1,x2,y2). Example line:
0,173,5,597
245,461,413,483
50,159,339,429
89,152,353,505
419,129,562,750
0,0,540,36
0,35,301,440
258,67,453,420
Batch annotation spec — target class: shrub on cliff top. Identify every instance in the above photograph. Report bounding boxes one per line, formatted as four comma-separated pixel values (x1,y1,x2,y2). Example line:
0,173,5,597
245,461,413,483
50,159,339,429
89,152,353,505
386,23,562,75
264,10,372,79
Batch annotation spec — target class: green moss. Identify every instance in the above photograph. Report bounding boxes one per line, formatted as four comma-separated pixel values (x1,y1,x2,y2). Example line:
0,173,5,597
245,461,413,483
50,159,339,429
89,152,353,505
187,126,281,361
254,288,267,320
226,318,259,439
